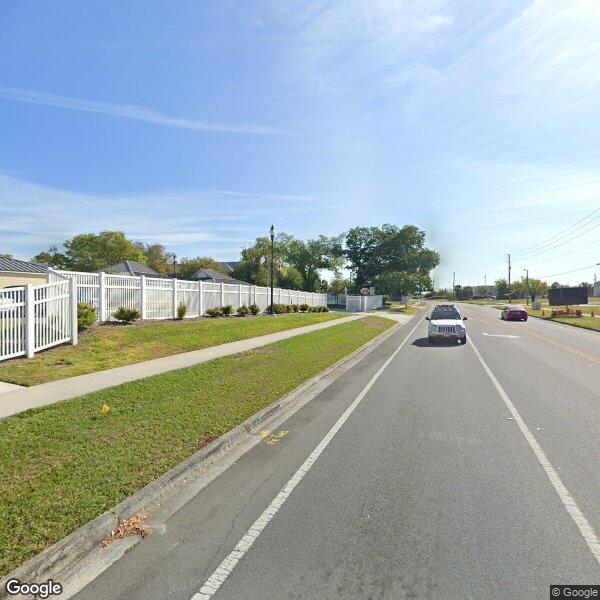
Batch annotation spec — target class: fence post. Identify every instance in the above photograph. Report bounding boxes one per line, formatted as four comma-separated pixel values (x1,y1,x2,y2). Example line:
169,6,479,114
140,275,147,320
172,278,178,318
238,284,242,308
252,285,256,306
199,280,204,317
25,284,35,358
98,271,106,322
70,277,78,347
220,282,225,307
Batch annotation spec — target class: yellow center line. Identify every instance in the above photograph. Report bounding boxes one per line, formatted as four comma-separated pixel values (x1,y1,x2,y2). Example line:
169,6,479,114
462,310,600,364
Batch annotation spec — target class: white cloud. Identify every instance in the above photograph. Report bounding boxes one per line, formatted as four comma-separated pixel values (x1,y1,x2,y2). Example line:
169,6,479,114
0,86,296,136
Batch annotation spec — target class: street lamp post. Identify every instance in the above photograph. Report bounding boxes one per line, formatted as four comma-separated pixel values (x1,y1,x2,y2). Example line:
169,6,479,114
270,225,275,314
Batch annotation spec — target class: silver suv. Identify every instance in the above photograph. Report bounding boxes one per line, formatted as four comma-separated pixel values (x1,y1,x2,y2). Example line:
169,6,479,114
426,304,467,344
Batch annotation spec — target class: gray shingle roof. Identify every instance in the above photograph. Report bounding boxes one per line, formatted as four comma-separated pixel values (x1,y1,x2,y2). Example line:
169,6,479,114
107,261,160,276
192,267,247,284
218,261,241,274
0,257,47,273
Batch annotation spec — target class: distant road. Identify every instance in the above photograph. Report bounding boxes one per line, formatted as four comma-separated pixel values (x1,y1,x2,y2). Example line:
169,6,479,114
75,303,600,600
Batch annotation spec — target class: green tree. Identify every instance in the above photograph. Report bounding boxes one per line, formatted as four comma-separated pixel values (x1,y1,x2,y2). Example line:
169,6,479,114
34,231,146,272
344,224,439,289
495,278,508,299
178,257,226,279
328,277,352,294
524,277,548,303
135,243,175,276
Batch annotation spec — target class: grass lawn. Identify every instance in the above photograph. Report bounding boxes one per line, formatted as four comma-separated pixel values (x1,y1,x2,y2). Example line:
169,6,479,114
0,315,395,577
385,303,419,315
0,312,345,387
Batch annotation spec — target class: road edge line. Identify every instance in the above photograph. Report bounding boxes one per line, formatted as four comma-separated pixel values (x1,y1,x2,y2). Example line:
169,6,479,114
191,315,425,599
0,313,418,599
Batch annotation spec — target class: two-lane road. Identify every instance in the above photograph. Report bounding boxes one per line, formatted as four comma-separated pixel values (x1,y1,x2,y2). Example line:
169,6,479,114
75,304,600,600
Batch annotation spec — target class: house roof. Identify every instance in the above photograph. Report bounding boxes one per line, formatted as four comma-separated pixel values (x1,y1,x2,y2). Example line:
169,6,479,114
218,261,241,274
0,257,47,274
192,267,247,285
107,260,160,277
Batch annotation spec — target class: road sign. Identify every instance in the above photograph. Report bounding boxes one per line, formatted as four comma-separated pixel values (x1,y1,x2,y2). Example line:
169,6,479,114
548,287,588,306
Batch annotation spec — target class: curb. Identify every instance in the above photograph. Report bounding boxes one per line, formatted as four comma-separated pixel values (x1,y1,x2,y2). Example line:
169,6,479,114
0,314,410,597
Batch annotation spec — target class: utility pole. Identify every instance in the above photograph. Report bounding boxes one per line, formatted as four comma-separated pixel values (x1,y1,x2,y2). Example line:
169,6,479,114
524,268,529,305
452,271,456,300
507,254,512,303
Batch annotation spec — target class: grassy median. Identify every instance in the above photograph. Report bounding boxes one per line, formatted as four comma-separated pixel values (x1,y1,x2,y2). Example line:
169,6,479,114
0,315,394,577
0,312,345,386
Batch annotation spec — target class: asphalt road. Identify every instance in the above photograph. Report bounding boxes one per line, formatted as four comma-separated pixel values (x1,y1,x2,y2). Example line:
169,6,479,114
74,304,600,600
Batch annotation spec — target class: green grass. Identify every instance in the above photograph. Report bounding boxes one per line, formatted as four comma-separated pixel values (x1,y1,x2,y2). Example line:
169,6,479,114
387,303,419,315
0,315,395,577
0,312,345,386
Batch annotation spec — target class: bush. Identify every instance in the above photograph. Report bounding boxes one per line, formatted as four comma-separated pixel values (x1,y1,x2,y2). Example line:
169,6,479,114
112,307,141,324
221,305,233,317
299,303,309,313
77,302,96,331
286,304,293,313
205,307,222,318
292,304,299,312
249,304,261,316
237,305,249,317
382,295,391,305
177,303,187,320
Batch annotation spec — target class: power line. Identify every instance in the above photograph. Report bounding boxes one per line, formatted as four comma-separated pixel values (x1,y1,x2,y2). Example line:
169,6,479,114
514,206,600,257
538,262,600,279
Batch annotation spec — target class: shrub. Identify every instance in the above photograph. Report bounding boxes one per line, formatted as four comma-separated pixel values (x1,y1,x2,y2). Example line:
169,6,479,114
237,305,249,317
205,307,222,318
292,304,299,312
249,304,261,315
77,302,96,331
286,304,293,313
299,303,309,312
177,303,187,320
221,305,233,316
112,307,141,324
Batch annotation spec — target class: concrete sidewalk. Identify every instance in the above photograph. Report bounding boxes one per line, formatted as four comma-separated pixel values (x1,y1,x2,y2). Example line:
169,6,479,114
0,314,368,419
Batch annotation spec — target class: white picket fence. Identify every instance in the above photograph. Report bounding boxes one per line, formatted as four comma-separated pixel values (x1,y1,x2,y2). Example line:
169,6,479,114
0,279,77,361
49,269,327,323
327,293,347,306
346,294,383,312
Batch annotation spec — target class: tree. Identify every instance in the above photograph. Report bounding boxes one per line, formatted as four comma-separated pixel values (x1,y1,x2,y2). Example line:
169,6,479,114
278,234,344,292
34,231,146,272
344,224,439,289
178,257,226,279
377,271,431,297
453,285,472,300
328,277,352,294
135,243,175,276
278,266,304,290
524,277,548,303
495,278,508,299
0,253,12,259
233,236,285,286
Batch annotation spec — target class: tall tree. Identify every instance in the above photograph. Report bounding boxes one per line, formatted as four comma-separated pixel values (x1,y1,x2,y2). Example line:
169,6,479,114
178,257,226,279
494,278,508,299
34,232,146,271
134,243,175,275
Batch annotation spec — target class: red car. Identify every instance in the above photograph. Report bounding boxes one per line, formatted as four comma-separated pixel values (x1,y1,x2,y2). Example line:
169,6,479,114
501,305,528,321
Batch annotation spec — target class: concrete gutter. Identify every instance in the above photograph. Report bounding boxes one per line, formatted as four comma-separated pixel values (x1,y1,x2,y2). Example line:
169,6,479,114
0,313,415,598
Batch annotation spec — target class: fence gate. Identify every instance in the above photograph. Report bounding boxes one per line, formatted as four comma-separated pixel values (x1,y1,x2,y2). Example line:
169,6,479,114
0,280,77,362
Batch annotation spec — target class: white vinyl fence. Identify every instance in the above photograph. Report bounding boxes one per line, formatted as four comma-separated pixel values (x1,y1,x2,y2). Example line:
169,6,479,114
0,279,77,361
50,269,327,323
346,294,383,312
327,293,347,306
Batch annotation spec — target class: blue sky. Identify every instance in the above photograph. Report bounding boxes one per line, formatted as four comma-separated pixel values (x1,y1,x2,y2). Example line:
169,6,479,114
1,1,599,287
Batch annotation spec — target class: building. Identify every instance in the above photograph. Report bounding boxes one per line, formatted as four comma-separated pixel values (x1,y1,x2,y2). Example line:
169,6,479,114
0,257,47,288
191,267,247,285
593,281,600,297
218,261,241,275
106,261,161,277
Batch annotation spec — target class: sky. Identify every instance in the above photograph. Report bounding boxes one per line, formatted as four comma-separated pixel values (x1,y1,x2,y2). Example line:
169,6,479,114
1,0,599,288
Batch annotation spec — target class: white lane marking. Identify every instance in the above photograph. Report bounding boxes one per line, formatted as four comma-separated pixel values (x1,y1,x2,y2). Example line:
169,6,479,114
482,333,520,339
469,338,600,566
190,316,425,599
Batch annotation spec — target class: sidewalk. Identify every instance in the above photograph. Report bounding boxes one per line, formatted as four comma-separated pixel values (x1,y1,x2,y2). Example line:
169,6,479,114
0,314,366,419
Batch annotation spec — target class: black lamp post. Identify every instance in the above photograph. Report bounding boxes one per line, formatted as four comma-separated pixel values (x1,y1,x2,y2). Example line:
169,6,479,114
172,256,177,278
270,225,275,314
